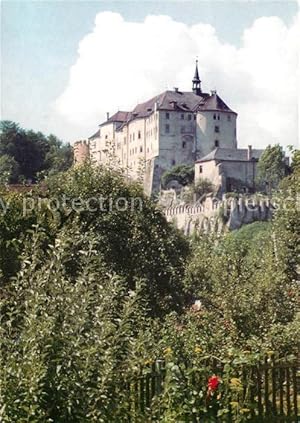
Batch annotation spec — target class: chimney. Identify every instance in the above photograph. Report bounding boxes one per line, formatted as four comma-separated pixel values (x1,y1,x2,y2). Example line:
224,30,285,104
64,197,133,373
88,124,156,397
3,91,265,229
247,145,252,161
174,87,179,92
106,112,110,121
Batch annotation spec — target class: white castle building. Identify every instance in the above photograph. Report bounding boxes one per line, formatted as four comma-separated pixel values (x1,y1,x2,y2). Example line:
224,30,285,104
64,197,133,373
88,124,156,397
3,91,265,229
74,62,263,195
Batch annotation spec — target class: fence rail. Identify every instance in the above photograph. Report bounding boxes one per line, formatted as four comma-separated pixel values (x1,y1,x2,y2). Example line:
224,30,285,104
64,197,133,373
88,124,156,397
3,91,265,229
125,357,299,422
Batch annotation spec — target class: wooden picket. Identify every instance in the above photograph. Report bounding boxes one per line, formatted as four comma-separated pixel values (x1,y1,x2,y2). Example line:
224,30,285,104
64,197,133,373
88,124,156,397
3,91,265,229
125,357,299,422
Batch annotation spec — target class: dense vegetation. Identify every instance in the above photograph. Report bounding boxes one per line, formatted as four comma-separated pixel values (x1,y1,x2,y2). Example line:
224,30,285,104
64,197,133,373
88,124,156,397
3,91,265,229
0,121,73,183
0,152,299,421
161,164,195,188
256,144,289,192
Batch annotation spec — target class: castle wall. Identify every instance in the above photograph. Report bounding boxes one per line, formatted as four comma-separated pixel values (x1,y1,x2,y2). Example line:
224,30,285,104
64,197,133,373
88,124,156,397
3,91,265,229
195,159,258,193
158,109,196,167
194,160,221,187
196,111,237,158
221,160,257,190
73,140,90,165
164,196,274,234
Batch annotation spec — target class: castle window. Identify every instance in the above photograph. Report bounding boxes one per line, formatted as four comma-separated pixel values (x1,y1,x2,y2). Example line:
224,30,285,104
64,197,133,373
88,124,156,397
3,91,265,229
215,126,220,133
199,165,203,173
182,141,186,148
215,140,219,147
227,115,231,122
166,112,170,119
140,146,143,153
194,114,196,120
165,124,170,133
213,114,216,120
188,114,192,121
181,126,185,133
138,131,141,139
181,114,184,120
218,115,220,120
105,135,108,139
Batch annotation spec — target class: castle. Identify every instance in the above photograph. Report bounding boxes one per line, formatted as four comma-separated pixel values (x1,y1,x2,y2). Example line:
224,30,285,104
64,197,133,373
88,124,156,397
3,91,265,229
74,62,263,195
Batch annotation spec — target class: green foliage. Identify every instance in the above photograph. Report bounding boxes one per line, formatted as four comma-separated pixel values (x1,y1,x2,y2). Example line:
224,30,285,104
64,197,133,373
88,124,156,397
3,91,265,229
161,164,194,188
0,120,73,182
0,159,299,422
0,164,189,314
0,154,20,184
256,144,287,191
0,229,152,422
193,177,214,197
184,218,299,353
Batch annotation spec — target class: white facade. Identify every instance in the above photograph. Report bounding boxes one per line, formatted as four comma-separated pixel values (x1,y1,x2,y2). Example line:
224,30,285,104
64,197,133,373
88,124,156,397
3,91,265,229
83,65,239,193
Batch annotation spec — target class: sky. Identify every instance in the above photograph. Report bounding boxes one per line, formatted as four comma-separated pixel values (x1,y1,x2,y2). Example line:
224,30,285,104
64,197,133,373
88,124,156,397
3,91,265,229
1,0,299,149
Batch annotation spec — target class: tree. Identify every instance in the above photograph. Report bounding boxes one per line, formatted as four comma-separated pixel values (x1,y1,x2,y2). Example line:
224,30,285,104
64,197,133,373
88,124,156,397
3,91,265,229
161,164,194,188
193,177,214,198
0,154,20,184
256,144,287,191
0,164,190,314
0,120,73,182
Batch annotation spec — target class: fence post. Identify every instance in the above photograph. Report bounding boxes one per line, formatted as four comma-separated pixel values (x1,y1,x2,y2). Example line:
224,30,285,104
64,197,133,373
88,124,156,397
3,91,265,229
271,356,277,416
257,366,263,417
286,364,291,416
264,356,270,415
292,364,298,420
279,366,284,415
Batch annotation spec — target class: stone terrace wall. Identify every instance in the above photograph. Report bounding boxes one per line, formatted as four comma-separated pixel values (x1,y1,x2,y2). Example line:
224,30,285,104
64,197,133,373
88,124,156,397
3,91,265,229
164,196,274,235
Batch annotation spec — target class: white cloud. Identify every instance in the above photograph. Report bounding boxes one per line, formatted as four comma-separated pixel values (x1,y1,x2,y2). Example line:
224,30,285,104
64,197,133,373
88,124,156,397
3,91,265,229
55,11,300,149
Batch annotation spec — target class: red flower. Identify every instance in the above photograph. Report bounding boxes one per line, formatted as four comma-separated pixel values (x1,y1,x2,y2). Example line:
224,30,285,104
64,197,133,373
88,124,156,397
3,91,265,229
207,375,220,392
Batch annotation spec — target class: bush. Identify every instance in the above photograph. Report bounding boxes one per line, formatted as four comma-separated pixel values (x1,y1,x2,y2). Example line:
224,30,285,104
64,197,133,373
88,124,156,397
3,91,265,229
193,177,214,197
161,164,194,188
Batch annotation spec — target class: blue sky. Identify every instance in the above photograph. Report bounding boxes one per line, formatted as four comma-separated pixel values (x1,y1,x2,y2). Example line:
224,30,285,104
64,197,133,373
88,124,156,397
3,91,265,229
1,1,299,146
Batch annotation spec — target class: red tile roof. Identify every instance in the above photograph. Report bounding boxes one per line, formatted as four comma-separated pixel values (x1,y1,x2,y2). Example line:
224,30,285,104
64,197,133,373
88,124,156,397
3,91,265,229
99,90,236,129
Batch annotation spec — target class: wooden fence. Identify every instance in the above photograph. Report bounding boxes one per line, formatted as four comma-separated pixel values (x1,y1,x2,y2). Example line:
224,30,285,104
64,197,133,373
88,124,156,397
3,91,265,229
125,357,299,422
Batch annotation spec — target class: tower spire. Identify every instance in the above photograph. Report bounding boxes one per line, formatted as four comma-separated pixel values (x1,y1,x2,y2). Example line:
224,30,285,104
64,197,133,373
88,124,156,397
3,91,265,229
192,59,202,95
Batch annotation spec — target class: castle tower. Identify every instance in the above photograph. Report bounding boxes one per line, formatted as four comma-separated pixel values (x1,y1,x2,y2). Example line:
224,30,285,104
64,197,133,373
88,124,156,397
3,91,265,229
73,139,90,165
192,60,202,96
